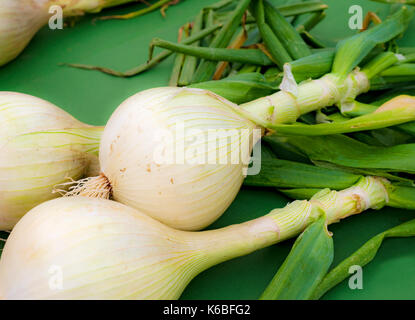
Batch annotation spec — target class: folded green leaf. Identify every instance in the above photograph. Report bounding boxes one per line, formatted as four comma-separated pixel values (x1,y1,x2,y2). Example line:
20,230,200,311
371,64,415,89
283,134,415,173
340,101,378,117
288,49,334,82
361,52,400,79
380,63,415,77
264,135,312,163
387,184,415,209
244,158,361,189
260,214,333,300
311,219,415,300
350,127,413,147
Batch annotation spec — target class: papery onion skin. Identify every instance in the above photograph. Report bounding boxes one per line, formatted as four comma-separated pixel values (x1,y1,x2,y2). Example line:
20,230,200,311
1,197,260,300
0,197,314,299
98,87,260,231
0,197,207,300
0,92,102,230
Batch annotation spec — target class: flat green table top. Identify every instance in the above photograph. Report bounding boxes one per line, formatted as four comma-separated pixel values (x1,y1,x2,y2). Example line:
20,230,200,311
1,0,415,299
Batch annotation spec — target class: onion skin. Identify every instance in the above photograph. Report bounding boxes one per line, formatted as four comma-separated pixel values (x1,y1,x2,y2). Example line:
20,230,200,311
0,177,388,299
0,92,102,230
0,197,193,299
98,87,259,230
0,196,274,300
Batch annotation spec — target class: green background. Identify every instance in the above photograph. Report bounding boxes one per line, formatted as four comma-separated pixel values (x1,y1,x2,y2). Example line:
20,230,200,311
1,0,415,299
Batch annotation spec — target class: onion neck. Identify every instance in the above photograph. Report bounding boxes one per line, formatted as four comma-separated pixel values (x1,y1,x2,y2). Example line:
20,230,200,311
191,176,388,270
61,126,104,156
15,126,105,157
239,71,370,128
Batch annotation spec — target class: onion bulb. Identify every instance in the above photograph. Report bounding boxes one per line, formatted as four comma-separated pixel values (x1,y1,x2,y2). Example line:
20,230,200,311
71,87,260,230
0,176,388,299
0,91,103,230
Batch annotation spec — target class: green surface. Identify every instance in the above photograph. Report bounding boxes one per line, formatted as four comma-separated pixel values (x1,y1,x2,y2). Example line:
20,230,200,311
1,0,415,300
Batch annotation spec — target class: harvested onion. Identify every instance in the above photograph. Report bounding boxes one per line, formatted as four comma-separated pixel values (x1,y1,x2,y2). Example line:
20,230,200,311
71,73,368,230
71,87,260,230
0,0,50,67
0,92,102,230
0,176,387,299
0,0,136,67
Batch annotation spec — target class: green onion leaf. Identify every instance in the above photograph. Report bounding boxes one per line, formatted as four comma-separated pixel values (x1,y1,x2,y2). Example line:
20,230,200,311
260,214,333,300
311,219,415,299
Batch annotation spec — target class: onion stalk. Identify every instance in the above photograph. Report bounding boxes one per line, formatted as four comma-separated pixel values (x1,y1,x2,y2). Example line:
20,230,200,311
0,92,103,230
0,176,388,299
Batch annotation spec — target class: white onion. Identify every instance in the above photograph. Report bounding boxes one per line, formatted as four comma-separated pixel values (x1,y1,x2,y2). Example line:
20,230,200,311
0,0,51,67
0,91,102,230
0,177,387,299
0,0,136,67
84,87,260,231
69,68,371,231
